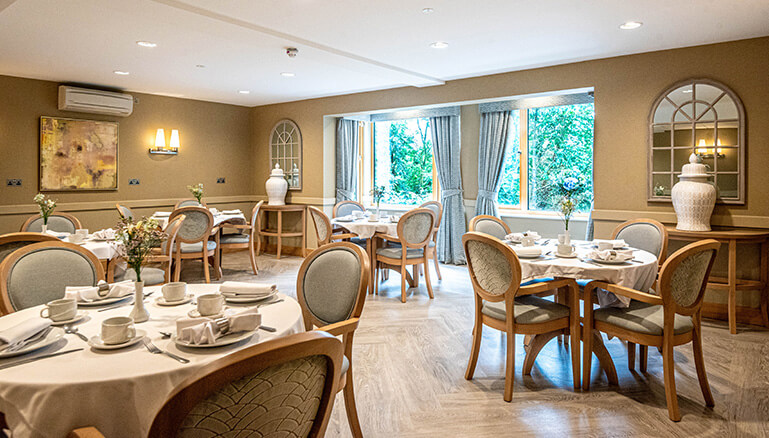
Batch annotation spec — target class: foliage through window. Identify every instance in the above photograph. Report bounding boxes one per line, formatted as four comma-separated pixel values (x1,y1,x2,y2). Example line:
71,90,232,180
372,118,434,205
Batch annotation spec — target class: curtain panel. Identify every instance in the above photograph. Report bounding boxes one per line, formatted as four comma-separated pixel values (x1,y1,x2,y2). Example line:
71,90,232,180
335,119,359,203
475,111,511,217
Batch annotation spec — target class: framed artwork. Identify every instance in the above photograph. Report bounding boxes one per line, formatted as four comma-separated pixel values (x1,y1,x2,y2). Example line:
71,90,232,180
39,116,118,191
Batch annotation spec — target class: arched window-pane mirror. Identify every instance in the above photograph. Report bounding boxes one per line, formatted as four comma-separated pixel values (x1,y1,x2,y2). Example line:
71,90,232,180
269,119,302,190
649,78,745,204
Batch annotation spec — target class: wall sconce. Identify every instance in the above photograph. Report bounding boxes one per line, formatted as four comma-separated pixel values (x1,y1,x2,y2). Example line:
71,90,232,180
148,128,180,155
695,139,724,159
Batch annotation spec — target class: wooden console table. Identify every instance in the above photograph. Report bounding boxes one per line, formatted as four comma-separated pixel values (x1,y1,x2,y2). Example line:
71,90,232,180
666,226,769,334
258,204,307,259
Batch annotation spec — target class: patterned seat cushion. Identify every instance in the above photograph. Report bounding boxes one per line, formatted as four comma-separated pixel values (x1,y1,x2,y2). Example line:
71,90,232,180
180,241,217,253
593,300,693,335
482,296,570,324
115,267,166,286
376,247,425,259
220,234,250,244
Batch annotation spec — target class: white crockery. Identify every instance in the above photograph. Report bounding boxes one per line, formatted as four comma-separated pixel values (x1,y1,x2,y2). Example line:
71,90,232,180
161,282,187,302
557,243,575,256
101,316,136,345
197,294,224,317
40,298,77,322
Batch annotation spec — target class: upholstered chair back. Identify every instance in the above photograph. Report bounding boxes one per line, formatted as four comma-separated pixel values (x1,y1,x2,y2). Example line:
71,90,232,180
469,215,511,240
148,332,343,438
333,200,365,218
21,213,82,234
297,242,368,328
419,201,443,228
398,208,435,247
116,204,134,221
0,232,60,266
174,199,206,209
462,232,522,302
169,207,213,243
162,215,185,255
308,206,332,246
613,219,668,265
0,241,103,314
658,239,719,314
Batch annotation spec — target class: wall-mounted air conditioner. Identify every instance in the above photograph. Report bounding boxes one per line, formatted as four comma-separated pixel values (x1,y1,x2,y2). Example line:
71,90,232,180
58,85,134,117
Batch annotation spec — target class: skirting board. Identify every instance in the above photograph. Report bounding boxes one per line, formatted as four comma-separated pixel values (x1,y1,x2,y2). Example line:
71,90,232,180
701,302,768,328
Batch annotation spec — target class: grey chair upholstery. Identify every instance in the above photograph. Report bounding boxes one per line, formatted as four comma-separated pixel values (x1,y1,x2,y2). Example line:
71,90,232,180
176,209,214,243
0,233,60,266
169,207,218,283
116,204,134,221
615,222,665,261
375,211,432,259
180,241,217,253
23,215,79,234
309,208,330,244
334,201,365,218
300,245,363,326
114,266,166,286
593,300,693,335
176,199,203,208
469,215,511,240
482,295,570,324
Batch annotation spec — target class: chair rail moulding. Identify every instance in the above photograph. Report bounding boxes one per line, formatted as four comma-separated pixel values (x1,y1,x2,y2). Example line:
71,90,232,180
0,195,259,215
591,209,769,229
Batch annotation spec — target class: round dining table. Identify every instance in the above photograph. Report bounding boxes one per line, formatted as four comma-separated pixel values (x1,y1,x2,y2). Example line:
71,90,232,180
331,217,399,293
0,284,304,438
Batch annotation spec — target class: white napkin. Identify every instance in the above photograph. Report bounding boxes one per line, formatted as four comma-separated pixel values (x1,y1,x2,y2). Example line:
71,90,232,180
91,228,115,240
209,208,220,215
176,308,261,345
512,246,542,257
589,249,634,261
593,239,627,249
153,211,172,217
219,281,276,297
221,209,242,215
65,280,134,302
505,231,541,242
44,230,69,239
0,319,51,347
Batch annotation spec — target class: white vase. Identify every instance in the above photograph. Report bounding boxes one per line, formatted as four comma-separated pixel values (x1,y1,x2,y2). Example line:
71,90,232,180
129,280,149,323
672,153,716,232
41,224,48,233
266,164,288,206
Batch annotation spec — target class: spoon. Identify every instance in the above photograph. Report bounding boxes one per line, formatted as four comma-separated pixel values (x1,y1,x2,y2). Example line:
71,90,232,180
158,331,173,339
63,325,89,342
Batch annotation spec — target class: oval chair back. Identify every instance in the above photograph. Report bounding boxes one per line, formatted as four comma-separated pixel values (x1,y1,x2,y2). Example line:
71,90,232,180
469,215,511,240
333,200,365,218
0,232,60,266
657,239,719,316
462,231,522,304
169,207,214,244
397,208,435,249
419,201,443,232
115,204,134,221
297,242,369,329
0,241,103,314
162,215,185,256
20,212,82,234
147,331,344,438
174,199,207,209
612,218,669,266
308,206,333,247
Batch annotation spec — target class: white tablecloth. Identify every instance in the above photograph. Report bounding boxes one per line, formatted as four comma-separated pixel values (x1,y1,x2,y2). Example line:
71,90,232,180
62,235,119,261
331,218,398,239
517,240,659,308
151,211,247,229
0,284,304,438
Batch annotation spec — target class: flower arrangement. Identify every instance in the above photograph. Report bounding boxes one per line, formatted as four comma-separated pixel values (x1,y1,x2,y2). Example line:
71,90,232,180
33,193,56,225
115,217,166,283
187,183,204,204
370,186,386,211
654,184,666,196
558,176,580,231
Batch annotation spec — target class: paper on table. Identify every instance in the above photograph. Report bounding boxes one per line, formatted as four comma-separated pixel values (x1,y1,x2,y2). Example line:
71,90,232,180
0,319,51,347
219,281,276,297
176,308,261,345
65,280,134,302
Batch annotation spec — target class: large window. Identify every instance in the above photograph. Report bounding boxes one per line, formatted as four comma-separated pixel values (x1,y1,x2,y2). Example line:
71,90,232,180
497,103,594,212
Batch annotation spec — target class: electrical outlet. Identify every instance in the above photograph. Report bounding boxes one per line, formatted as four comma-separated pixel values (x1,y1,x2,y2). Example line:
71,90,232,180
6,179,21,186
128,179,140,185
216,177,226,184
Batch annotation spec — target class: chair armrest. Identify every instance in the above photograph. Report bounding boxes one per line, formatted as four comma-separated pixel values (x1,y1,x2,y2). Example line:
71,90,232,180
584,281,663,305
331,232,357,241
318,318,359,337
225,224,252,230
210,226,220,235
376,233,400,242
67,427,105,438
517,278,576,296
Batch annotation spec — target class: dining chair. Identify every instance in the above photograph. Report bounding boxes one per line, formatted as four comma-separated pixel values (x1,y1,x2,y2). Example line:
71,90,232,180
68,331,344,438
582,239,720,421
115,203,134,221
174,198,206,209
419,200,443,280
0,241,104,314
297,242,370,438
462,232,580,401
20,212,82,234
0,232,60,266
333,200,365,218
374,208,435,303
469,214,511,240
218,201,263,275
168,206,219,283
308,206,357,247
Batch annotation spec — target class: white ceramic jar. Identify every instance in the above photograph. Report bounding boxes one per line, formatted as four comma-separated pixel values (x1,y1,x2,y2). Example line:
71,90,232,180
671,153,716,231
266,164,288,206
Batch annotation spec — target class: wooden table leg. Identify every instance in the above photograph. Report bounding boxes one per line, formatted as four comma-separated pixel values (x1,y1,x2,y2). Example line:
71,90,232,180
368,237,375,294
728,239,737,334
276,211,283,260
761,241,769,328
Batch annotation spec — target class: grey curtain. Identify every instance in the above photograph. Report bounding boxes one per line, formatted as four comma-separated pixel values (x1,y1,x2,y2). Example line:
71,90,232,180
475,111,511,217
429,115,466,265
335,119,359,203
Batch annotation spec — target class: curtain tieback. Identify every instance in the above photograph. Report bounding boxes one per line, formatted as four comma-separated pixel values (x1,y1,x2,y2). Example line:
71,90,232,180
336,189,355,200
477,189,497,198
441,189,463,198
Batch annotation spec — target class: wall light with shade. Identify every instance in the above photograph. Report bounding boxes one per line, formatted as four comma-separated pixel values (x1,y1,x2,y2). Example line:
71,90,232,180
695,139,724,158
148,128,180,155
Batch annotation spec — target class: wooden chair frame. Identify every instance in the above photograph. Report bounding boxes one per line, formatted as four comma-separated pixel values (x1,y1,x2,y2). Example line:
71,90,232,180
169,207,220,283
20,212,82,232
0,241,104,315
469,214,512,237
115,203,134,220
0,232,60,252
296,242,370,438
582,239,720,421
308,206,357,247
332,200,365,218
420,201,443,281
174,199,207,209
374,208,436,303
462,232,581,401
219,201,263,275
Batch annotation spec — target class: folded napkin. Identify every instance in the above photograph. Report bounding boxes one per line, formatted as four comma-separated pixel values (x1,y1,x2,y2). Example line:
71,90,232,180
209,208,220,215
44,230,69,239
91,228,115,240
221,209,242,215
0,319,51,347
153,211,172,217
505,231,541,242
589,249,634,262
219,281,276,297
176,308,261,345
593,239,627,249
65,280,134,302
512,246,542,257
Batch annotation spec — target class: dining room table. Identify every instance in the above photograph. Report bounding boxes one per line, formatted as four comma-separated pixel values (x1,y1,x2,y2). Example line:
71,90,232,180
150,208,248,229
0,283,304,438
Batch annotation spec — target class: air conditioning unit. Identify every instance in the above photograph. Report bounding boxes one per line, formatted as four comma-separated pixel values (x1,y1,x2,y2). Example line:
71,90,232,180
58,86,134,117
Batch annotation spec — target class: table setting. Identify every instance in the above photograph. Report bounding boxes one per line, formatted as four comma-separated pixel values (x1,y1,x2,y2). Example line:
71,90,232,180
151,208,247,229
331,210,401,239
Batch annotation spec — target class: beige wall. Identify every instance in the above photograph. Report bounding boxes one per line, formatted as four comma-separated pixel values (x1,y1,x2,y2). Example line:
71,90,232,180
0,75,254,232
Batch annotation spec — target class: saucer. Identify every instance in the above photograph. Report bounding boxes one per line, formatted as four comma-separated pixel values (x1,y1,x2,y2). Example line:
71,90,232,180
77,295,132,307
223,290,277,304
173,331,254,349
50,311,88,326
591,257,633,265
187,309,224,319
88,330,146,350
555,252,578,258
155,294,193,306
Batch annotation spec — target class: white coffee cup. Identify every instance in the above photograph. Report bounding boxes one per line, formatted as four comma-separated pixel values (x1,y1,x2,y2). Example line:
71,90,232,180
101,316,136,345
368,214,379,222
197,294,224,316
521,236,536,247
40,298,77,322
69,233,84,244
557,243,575,256
597,241,614,251
161,282,187,302
352,211,365,219
76,229,89,237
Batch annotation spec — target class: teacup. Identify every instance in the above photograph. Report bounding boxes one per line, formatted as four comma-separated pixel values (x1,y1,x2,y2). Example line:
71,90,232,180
161,282,187,302
75,228,89,238
101,316,136,345
197,294,224,316
368,214,379,222
40,298,77,322
557,243,575,256
597,241,614,251
352,211,365,219
521,236,536,247
69,233,84,244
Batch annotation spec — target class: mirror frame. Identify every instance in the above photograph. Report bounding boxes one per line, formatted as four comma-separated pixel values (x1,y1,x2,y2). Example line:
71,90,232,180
269,119,303,191
648,78,745,204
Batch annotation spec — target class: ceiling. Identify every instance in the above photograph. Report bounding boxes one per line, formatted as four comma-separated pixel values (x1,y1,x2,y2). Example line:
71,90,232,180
0,0,767,107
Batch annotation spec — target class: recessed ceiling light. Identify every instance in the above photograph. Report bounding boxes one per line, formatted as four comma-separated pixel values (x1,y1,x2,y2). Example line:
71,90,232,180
113,70,130,75
195,64,206,68
136,41,157,48
422,7,434,13
238,90,250,94
430,41,449,49
280,72,296,77
619,21,643,30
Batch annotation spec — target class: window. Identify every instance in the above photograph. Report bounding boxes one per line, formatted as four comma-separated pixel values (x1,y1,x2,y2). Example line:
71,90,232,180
497,103,595,213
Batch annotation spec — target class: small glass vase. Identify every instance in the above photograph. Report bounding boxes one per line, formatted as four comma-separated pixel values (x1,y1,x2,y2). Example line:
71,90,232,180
41,224,48,233
129,280,149,323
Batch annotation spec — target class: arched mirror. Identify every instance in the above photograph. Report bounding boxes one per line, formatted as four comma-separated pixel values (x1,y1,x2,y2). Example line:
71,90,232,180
648,78,745,204
269,119,302,190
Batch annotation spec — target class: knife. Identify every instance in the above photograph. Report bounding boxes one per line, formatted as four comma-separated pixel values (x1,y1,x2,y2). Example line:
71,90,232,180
0,348,83,371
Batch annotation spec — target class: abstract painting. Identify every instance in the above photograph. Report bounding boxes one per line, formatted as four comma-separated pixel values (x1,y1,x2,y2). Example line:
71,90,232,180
40,117,118,191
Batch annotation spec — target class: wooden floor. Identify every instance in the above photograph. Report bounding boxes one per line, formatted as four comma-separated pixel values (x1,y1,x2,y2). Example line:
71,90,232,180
182,251,769,437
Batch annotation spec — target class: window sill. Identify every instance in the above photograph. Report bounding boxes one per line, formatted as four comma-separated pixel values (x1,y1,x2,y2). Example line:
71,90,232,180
497,210,588,222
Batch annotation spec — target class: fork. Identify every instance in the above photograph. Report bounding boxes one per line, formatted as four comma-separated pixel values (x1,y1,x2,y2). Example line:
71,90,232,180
142,338,189,363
